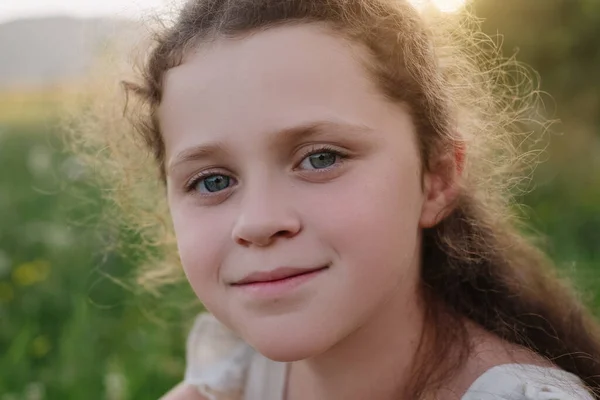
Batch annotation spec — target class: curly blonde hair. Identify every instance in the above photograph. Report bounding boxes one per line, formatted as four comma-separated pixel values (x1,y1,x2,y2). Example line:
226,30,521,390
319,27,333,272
67,0,600,397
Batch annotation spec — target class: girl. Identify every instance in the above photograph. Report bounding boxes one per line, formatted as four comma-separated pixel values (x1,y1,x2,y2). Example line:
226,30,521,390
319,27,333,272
81,0,600,398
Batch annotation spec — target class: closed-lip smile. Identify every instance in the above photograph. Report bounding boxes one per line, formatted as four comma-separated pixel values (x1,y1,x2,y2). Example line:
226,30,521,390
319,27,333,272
233,266,329,286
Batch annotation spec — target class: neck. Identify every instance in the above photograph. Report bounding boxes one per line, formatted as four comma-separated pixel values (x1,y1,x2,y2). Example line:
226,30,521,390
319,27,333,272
286,284,426,400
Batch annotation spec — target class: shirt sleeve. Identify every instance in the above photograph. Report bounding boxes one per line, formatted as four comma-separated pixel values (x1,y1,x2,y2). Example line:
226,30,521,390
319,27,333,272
184,313,256,400
461,364,594,400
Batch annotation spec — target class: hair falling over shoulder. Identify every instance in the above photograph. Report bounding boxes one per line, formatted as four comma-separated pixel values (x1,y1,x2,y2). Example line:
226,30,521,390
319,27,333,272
65,0,600,398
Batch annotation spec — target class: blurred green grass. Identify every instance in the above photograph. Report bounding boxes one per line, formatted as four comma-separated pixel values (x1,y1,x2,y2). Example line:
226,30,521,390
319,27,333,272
2,0,600,394
0,121,199,399
0,103,598,400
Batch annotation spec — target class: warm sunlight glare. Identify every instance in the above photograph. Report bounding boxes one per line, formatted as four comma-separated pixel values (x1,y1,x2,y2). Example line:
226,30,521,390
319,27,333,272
408,0,467,13
0,0,181,24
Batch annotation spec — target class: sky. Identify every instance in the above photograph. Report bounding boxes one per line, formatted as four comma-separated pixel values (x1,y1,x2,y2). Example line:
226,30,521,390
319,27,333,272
0,0,466,24
0,0,178,24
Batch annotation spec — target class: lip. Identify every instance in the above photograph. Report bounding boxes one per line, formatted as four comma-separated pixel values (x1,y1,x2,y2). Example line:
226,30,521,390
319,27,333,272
231,265,329,297
233,266,327,285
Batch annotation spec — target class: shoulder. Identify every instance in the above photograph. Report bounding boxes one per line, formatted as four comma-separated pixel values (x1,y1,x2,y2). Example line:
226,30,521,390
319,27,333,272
462,364,594,400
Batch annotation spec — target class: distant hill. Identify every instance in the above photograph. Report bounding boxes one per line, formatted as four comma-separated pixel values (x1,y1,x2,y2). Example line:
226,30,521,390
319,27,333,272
0,16,140,89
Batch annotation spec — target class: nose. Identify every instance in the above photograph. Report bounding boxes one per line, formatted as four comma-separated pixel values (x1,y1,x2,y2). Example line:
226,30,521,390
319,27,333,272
231,184,302,247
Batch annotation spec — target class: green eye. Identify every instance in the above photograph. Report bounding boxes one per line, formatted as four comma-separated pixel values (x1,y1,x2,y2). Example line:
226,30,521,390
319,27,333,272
302,152,339,170
195,175,232,193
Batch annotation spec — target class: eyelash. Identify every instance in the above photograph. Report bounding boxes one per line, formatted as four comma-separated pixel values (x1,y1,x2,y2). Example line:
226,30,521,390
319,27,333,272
295,144,348,171
184,169,227,193
183,144,349,194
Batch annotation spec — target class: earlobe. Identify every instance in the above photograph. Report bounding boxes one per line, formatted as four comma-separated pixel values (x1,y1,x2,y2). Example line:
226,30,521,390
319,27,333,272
418,146,463,228
419,175,459,228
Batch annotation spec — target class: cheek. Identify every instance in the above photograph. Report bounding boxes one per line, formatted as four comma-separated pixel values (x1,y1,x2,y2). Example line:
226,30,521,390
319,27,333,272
170,204,229,297
316,159,424,282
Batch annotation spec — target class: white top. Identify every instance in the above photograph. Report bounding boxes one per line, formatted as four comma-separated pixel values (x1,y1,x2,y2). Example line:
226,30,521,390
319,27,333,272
184,313,594,400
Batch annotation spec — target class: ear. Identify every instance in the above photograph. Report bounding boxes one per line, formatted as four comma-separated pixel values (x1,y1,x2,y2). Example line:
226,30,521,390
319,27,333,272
419,143,464,228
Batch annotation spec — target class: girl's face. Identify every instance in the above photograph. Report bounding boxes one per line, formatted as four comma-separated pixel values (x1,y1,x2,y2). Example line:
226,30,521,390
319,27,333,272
160,24,453,361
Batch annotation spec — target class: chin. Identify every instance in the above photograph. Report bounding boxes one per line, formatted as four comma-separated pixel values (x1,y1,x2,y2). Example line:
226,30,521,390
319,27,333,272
251,336,328,362
243,323,335,362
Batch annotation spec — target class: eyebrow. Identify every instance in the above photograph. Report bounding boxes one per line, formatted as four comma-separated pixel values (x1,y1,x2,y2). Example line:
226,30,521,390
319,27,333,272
167,120,373,174
168,142,229,174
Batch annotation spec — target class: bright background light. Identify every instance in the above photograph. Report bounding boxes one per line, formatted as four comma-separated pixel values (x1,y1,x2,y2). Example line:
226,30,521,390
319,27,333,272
432,0,467,12
0,0,177,23
409,0,467,13
0,0,468,24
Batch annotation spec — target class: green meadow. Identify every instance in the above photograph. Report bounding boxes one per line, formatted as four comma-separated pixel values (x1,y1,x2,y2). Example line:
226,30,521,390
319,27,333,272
0,114,200,399
1,1,599,398
1,85,598,400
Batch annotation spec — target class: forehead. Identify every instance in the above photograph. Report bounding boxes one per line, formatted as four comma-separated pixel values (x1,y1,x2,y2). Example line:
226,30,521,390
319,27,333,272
158,23,403,157
161,22,371,92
